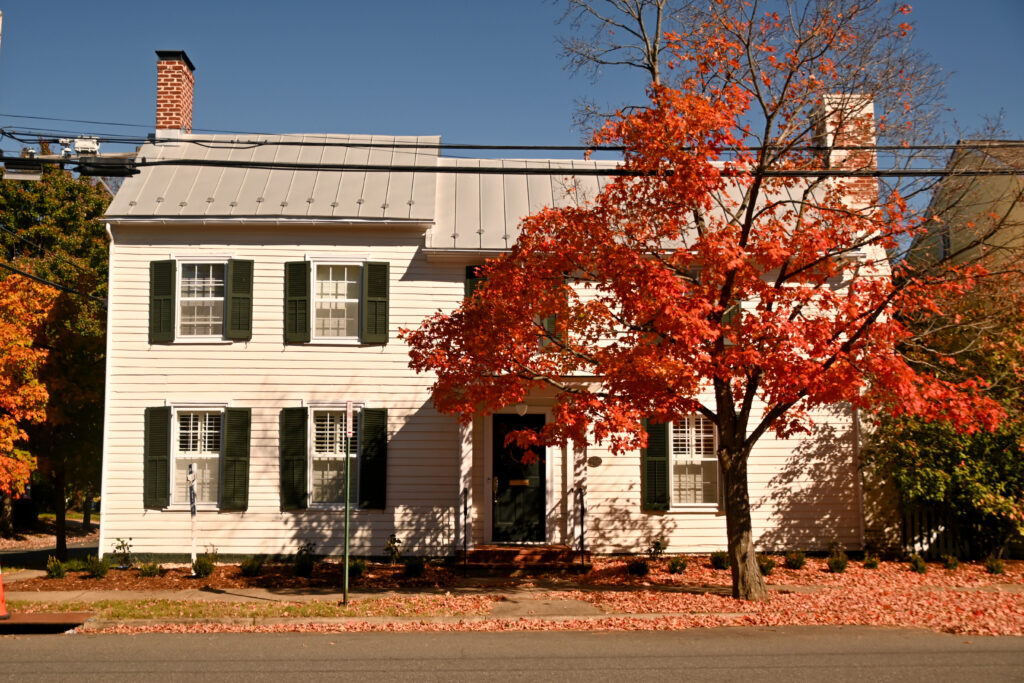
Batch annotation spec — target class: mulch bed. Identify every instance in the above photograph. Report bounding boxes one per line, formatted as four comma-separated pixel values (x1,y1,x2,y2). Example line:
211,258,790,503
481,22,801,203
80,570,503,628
0,518,98,552
10,560,458,593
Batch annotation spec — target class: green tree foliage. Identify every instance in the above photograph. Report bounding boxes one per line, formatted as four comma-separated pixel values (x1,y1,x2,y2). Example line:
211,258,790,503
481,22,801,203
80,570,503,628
0,160,110,553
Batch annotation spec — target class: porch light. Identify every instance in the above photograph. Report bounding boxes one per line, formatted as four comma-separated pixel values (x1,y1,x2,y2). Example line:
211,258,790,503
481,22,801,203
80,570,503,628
515,402,528,416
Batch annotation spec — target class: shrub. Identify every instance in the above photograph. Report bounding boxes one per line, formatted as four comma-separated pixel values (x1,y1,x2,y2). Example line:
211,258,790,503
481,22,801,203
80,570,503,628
240,556,264,577
710,551,730,570
757,553,776,576
941,554,959,571
64,558,88,572
385,534,403,564
293,541,317,578
626,558,650,576
667,555,688,574
112,537,134,569
45,555,66,579
826,546,848,574
192,554,215,578
347,558,367,580
863,553,880,569
138,562,161,577
985,556,1005,575
647,539,667,560
783,550,806,570
85,554,110,579
908,553,927,574
403,556,426,578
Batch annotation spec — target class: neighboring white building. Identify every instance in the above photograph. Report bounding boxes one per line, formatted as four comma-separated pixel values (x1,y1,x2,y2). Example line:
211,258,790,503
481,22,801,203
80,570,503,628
98,51,865,559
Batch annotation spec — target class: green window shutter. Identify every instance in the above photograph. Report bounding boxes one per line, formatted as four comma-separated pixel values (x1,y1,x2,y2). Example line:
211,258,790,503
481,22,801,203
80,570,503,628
220,408,251,511
143,406,171,508
641,419,670,511
465,265,484,298
225,259,254,341
149,260,176,343
360,262,389,344
284,261,311,343
279,407,308,510
358,408,388,509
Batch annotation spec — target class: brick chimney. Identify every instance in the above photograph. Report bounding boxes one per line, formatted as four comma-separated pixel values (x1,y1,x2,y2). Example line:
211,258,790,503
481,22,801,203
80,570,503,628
155,50,195,133
812,94,877,207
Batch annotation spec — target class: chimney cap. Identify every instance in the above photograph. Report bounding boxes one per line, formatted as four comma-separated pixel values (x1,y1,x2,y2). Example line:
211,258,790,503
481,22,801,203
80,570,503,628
155,50,195,72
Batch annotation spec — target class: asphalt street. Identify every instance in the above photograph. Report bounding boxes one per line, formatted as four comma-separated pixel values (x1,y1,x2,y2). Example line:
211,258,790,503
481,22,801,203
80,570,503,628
1,626,1022,681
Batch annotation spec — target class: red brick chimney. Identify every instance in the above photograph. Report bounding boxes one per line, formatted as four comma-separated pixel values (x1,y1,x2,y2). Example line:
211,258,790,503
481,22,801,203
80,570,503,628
155,50,195,133
812,94,877,207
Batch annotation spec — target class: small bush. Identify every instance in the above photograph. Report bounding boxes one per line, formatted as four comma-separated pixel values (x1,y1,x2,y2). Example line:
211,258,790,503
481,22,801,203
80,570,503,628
667,555,688,574
240,556,264,577
64,558,88,572
192,554,215,578
985,556,1005,575
626,558,650,576
908,553,927,574
403,556,426,578
294,541,317,578
112,537,134,569
647,539,667,560
85,554,110,579
757,553,776,576
710,551,730,570
385,534,403,564
45,555,66,579
941,554,959,571
826,547,848,574
138,562,161,577
863,553,880,569
347,558,367,580
783,550,806,570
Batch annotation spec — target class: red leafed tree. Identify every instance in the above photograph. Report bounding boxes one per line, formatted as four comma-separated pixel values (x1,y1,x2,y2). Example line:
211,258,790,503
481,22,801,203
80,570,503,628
0,272,57,497
403,2,1003,601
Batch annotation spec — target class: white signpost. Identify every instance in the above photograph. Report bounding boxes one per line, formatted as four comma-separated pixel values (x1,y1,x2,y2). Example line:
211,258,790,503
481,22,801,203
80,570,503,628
187,463,197,574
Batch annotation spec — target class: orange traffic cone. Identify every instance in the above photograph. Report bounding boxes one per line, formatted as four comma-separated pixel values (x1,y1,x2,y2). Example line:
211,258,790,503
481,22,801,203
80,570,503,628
0,561,9,619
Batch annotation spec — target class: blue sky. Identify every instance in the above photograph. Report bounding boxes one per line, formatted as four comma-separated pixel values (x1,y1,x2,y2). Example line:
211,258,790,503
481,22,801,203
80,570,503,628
0,1,1021,157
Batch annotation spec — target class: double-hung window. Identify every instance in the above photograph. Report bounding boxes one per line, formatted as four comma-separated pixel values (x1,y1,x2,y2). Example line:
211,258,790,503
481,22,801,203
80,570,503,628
174,410,222,505
310,409,360,504
313,265,361,340
670,416,719,506
278,405,388,510
179,263,225,337
149,259,253,343
284,260,389,344
143,405,251,511
641,415,721,511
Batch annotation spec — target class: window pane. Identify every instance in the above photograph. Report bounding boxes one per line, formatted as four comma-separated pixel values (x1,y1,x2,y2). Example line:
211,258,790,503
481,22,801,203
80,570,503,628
313,301,358,337
180,300,224,336
179,412,221,453
701,459,719,505
314,411,358,455
311,456,353,503
174,456,219,504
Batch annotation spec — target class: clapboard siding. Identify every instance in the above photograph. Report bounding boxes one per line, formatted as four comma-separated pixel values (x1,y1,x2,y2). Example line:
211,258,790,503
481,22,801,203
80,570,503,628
100,223,466,556
101,221,862,558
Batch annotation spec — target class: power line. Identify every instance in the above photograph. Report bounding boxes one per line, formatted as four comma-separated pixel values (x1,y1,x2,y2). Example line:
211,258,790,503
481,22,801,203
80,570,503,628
0,223,95,277
2,153,1021,179
0,261,106,307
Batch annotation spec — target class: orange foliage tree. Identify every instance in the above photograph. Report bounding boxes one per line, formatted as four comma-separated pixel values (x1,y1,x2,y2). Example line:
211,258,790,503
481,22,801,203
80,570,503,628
403,2,1002,600
0,273,57,496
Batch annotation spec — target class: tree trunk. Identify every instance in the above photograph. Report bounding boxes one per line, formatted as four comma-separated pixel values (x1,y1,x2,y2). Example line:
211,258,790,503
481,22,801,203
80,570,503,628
81,489,92,533
0,495,12,538
54,469,67,561
722,449,769,601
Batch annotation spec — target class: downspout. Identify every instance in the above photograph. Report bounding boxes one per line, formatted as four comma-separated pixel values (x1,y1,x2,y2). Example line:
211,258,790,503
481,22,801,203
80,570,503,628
852,404,866,550
97,222,115,559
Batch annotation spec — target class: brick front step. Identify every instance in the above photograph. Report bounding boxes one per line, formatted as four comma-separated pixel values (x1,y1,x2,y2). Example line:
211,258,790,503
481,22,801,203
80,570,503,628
460,544,591,571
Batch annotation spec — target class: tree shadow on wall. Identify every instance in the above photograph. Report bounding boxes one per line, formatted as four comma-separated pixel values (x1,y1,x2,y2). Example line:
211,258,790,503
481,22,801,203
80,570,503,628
754,408,861,552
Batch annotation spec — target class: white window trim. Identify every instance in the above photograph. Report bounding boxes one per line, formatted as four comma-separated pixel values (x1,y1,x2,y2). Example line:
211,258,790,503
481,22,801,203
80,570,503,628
176,258,229,342
307,401,365,510
169,403,228,510
669,415,722,510
308,258,366,345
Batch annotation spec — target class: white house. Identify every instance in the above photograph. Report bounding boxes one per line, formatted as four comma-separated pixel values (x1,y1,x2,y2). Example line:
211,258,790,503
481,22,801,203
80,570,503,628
98,51,866,559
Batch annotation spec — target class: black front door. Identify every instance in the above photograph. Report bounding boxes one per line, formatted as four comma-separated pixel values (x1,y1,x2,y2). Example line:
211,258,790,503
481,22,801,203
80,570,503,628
492,413,546,543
